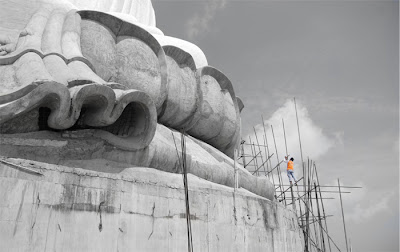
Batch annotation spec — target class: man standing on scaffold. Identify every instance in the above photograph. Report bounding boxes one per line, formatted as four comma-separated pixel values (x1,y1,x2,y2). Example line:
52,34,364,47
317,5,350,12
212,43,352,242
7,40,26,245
283,155,296,186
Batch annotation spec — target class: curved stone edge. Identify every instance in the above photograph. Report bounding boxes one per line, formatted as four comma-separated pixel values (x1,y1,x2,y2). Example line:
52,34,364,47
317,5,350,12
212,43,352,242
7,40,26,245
236,96,245,113
0,49,96,71
195,66,242,157
154,44,241,157
153,34,208,69
0,9,168,109
107,11,164,36
156,45,199,125
162,45,197,71
77,10,169,113
67,0,157,27
0,81,42,105
94,89,157,150
0,81,156,150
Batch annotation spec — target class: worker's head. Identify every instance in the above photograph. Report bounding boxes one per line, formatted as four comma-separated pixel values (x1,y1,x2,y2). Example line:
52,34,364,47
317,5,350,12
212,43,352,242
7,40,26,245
290,157,294,161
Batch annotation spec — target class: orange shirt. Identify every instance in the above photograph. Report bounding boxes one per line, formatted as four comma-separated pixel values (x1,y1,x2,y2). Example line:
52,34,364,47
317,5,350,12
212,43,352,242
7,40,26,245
287,160,294,171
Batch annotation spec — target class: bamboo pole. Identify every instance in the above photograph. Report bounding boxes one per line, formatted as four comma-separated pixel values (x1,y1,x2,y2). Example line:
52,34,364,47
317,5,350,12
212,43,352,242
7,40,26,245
261,116,276,196
314,163,332,252
275,177,304,198
303,161,308,252
252,154,274,175
290,181,297,212
181,131,193,252
306,159,311,252
240,140,247,169
294,97,304,166
244,151,262,168
251,142,260,176
271,125,285,205
282,118,289,157
234,149,238,191
253,126,267,176
248,136,257,176
309,191,320,251
266,160,284,176
315,182,326,252
338,179,349,252
296,189,343,252
277,190,351,194
284,197,335,201
296,181,305,235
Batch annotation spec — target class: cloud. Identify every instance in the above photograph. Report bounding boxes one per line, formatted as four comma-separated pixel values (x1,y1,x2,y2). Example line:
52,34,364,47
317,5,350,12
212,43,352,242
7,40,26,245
185,0,227,40
315,178,394,225
242,99,337,173
346,193,393,223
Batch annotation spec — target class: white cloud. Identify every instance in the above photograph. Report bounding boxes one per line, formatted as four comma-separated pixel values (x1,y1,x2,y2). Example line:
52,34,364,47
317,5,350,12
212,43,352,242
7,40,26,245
314,178,393,225
185,0,227,40
242,99,337,174
239,94,393,231
345,193,393,223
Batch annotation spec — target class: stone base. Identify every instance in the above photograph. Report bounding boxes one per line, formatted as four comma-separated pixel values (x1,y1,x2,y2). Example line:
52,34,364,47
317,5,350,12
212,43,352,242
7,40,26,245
0,158,303,251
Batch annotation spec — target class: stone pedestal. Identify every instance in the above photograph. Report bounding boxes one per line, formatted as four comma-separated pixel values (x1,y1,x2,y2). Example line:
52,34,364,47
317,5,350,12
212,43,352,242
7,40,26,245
0,159,304,251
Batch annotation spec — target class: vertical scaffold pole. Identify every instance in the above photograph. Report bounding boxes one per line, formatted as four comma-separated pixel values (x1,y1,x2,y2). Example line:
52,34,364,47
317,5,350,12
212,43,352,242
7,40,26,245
262,116,274,182
234,149,238,191
282,118,289,157
314,182,325,252
253,126,267,176
241,140,247,169
338,178,349,252
293,97,304,167
315,163,331,252
271,125,285,205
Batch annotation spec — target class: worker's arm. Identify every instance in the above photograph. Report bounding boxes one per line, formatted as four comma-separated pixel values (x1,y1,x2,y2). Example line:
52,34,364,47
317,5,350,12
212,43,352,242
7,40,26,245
282,155,289,164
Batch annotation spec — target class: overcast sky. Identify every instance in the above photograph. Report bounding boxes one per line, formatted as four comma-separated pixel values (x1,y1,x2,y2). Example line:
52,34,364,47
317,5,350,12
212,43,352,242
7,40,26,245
152,1,399,251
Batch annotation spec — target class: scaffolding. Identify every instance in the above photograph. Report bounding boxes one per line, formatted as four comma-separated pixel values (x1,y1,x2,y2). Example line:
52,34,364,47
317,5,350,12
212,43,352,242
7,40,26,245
236,98,361,252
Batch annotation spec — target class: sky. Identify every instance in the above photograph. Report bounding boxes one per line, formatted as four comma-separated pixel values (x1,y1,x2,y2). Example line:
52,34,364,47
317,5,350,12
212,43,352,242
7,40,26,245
152,0,399,251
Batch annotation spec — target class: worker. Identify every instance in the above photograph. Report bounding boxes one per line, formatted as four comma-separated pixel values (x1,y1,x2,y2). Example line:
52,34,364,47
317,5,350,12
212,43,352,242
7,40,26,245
283,155,296,185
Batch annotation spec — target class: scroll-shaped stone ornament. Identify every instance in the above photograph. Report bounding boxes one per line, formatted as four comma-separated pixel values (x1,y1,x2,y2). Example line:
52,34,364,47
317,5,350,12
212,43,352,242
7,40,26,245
0,0,274,200
77,12,242,157
0,7,157,151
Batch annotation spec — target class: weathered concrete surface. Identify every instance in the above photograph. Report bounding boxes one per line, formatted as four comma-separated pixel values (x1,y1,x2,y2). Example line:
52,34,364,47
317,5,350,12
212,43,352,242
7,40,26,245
0,0,244,158
0,159,303,252
0,125,274,200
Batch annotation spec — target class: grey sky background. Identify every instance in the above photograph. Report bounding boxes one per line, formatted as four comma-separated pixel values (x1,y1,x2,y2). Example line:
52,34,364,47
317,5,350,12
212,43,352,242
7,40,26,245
152,0,399,251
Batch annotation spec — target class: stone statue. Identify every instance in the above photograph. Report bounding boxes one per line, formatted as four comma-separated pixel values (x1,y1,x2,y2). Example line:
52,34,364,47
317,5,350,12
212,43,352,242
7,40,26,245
0,0,274,200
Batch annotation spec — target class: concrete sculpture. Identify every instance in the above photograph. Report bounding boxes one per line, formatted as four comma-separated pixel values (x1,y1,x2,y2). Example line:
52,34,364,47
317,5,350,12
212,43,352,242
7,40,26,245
0,1,305,251
0,0,274,199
